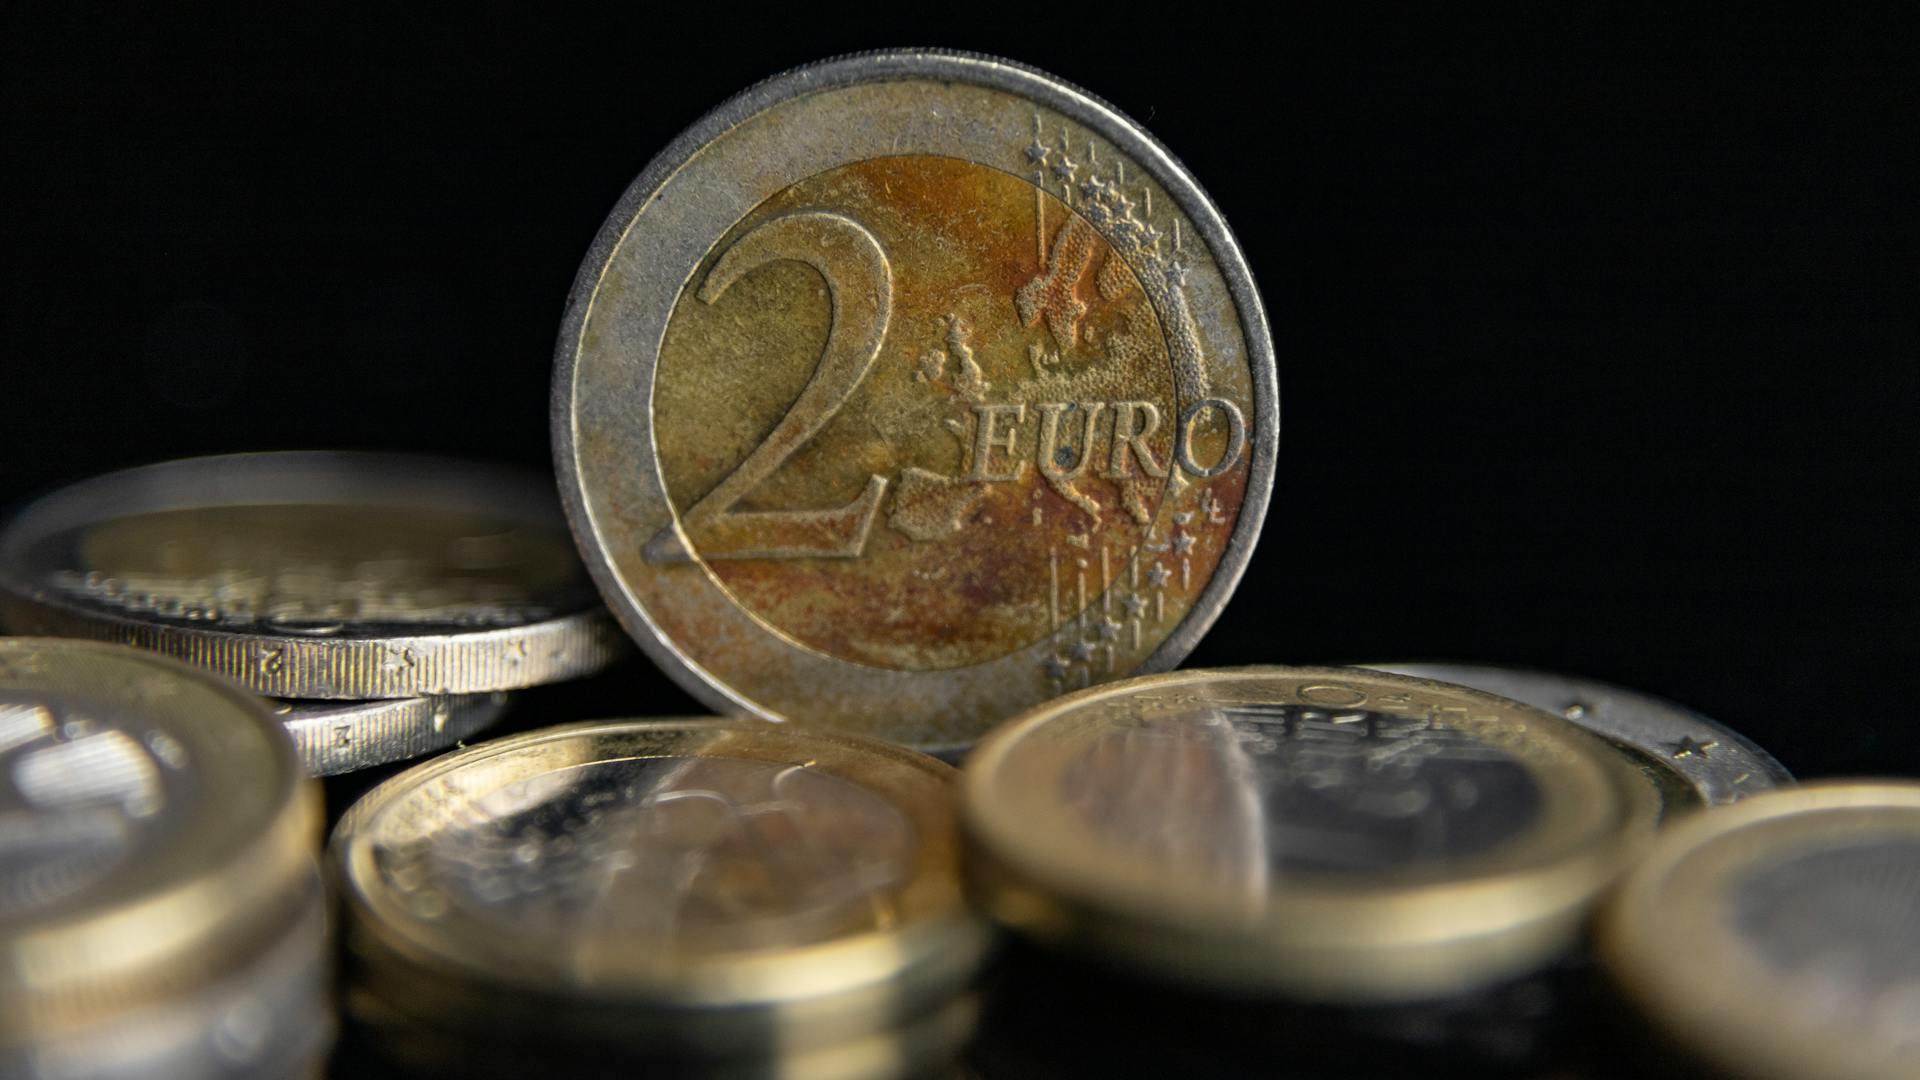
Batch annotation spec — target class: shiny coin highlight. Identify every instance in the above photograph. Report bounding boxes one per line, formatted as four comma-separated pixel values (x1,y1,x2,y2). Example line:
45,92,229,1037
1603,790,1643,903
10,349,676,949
963,666,1661,1002
274,693,510,777
331,718,988,1062
0,638,327,1074
0,452,627,698
554,50,1276,751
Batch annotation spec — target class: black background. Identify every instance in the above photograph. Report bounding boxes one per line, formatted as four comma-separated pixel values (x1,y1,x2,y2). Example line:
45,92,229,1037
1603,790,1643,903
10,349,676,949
3,6,1916,785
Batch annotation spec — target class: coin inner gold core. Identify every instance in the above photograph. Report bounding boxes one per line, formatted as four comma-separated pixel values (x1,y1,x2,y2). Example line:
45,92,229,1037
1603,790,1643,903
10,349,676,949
654,154,1243,671
60,505,585,629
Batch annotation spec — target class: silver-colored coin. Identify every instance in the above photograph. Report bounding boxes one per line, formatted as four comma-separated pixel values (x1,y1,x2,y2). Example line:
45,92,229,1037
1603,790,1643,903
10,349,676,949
0,452,628,698
554,49,1277,751
1367,663,1791,805
2,869,334,1080
273,693,511,777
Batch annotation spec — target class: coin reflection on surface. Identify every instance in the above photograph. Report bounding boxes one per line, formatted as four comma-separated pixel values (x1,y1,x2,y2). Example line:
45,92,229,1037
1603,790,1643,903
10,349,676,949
418,755,915,955
333,718,987,1064
0,452,627,698
964,666,1661,1001
1602,782,1920,1080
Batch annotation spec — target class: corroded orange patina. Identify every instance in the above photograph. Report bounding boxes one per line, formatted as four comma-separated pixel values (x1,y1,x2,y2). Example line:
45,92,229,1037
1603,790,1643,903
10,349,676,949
652,155,1241,673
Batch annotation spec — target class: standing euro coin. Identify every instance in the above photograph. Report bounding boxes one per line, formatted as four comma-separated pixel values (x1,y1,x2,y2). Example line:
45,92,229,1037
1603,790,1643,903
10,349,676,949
554,51,1277,751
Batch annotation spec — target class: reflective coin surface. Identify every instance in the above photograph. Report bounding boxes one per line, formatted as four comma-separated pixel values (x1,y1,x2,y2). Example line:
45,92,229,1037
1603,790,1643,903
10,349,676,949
4,870,334,1080
0,639,318,1038
554,50,1277,751
1602,782,1920,1080
0,452,628,698
274,693,510,777
1369,662,1791,806
332,718,986,1055
963,666,1660,1001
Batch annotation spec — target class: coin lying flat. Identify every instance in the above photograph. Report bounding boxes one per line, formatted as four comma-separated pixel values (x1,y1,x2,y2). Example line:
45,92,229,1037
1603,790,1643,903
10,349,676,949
332,718,988,1060
1367,663,1792,806
1601,782,1920,1080
0,639,321,1050
963,666,1661,1002
0,452,628,698
554,50,1277,752
274,693,510,777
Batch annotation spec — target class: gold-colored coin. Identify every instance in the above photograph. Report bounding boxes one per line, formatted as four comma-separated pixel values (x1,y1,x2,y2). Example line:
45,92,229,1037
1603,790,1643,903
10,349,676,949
331,718,988,1060
0,452,627,698
555,50,1277,751
0,638,320,1044
1600,782,1920,1080
963,666,1661,1002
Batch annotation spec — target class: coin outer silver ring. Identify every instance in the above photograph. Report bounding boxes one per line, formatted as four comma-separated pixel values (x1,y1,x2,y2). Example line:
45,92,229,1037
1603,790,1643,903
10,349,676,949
0,452,629,699
551,49,1278,747
276,694,512,777
1367,662,1792,805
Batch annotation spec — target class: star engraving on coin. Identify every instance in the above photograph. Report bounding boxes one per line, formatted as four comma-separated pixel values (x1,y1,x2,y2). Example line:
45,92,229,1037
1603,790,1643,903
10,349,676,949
1670,735,1718,758
554,51,1275,748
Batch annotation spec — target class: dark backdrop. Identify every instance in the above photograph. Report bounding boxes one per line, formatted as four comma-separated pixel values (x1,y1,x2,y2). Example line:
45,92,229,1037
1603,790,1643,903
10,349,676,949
3,8,1915,779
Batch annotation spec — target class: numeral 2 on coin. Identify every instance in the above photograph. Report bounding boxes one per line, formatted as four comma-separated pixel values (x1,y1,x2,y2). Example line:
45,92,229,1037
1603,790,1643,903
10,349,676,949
645,212,893,563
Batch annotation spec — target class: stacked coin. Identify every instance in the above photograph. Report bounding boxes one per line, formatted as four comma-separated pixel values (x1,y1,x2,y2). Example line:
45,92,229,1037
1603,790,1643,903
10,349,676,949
330,718,989,1077
1368,663,1793,807
0,638,328,1079
0,452,628,776
1601,782,1920,1079
960,666,1668,1073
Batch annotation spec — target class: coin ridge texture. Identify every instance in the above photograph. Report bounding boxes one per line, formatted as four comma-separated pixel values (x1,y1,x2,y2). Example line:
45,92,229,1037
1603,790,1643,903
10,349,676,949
0,452,628,698
1600,782,1920,1080
0,639,320,1038
553,49,1277,750
331,717,988,1055
962,665,1662,1001
1368,662,1792,805
274,693,511,777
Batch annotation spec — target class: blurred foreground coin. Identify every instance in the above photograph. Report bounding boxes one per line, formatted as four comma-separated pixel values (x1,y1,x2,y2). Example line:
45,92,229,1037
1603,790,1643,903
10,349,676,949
273,692,510,777
331,718,988,1071
0,639,328,1078
1601,782,1920,1080
554,50,1276,752
963,666,1661,1002
1369,663,1791,806
0,452,627,698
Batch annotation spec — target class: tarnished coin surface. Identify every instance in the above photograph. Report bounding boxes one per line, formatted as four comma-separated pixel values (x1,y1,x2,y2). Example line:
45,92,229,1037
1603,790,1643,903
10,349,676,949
1601,783,1920,1080
0,452,628,698
0,639,319,1040
554,50,1277,751
963,666,1660,1001
273,693,510,777
1368,663,1792,806
332,718,987,1057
